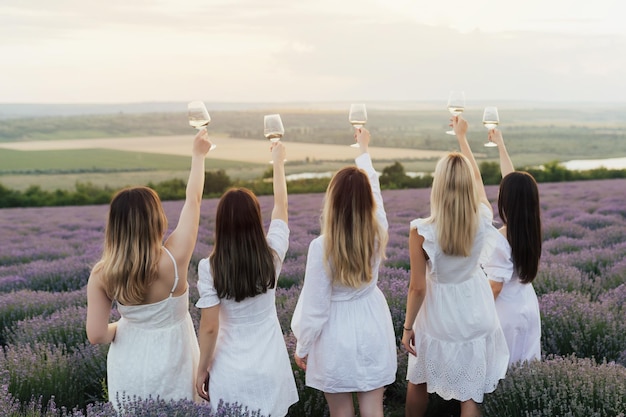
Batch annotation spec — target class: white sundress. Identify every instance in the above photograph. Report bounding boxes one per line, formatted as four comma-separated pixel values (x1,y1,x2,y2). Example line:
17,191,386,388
482,231,541,366
107,247,200,408
196,219,298,417
291,153,398,393
406,204,510,403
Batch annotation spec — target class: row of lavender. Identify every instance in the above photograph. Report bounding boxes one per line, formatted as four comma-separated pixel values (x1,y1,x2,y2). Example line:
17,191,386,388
1,179,625,416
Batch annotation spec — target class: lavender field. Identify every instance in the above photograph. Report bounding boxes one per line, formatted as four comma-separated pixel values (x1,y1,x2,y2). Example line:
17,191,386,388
1,178,626,416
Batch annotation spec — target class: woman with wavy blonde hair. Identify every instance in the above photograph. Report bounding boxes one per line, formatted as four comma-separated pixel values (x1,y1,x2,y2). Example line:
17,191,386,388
402,116,509,417
86,128,212,409
291,128,397,417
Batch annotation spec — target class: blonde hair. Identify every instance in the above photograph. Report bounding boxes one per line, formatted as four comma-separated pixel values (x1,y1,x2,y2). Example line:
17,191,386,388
428,153,479,257
322,166,387,287
94,186,167,305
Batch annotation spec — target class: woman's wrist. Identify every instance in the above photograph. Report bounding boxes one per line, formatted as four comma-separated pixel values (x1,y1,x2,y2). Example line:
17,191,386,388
403,325,412,331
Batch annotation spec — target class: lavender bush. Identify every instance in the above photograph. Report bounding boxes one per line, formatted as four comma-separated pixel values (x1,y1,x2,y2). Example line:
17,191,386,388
483,356,626,417
1,178,626,416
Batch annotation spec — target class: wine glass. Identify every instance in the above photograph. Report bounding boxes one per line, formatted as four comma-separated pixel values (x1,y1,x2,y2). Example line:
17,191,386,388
482,106,500,147
264,114,285,163
445,91,465,135
348,103,367,148
188,101,216,151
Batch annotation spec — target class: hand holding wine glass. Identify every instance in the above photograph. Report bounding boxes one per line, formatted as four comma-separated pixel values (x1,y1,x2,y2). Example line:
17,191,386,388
271,141,286,165
354,127,370,153
482,106,500,147
446,91,465,135
348,104,367,148
188,101,216,151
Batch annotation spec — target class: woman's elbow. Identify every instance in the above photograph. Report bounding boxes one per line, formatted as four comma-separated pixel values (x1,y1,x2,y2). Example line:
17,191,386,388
408,285,426,299
86,330,107,345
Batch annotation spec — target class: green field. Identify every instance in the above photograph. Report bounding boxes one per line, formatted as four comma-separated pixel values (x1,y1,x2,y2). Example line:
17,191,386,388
2,104,626,191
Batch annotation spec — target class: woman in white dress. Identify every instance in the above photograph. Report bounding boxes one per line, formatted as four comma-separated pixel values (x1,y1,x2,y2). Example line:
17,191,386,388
291,128,397,417
195,142,298,416
482,129,542,366
86,128,212,408
402,116,509,417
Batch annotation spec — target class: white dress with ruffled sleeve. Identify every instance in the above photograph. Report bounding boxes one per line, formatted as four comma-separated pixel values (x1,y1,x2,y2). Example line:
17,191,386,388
406,204,509,402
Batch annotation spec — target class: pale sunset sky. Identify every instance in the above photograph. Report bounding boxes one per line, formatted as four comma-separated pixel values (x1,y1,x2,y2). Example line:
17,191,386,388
1,0,624,104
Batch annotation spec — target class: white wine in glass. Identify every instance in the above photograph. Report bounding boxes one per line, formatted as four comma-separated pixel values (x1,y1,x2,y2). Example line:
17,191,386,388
264,114,285,163
348,103,367,147
482,106,500,147
188,101,216,150
445,91,465,135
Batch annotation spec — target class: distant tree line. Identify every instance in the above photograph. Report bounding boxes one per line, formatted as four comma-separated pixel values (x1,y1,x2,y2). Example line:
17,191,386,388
1,161,625,208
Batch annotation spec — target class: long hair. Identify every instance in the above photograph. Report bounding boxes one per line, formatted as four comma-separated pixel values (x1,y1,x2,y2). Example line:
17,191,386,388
95,186,167,305
210,188,276,302
429,153,479,257
498,172,542,283
322,166,387,287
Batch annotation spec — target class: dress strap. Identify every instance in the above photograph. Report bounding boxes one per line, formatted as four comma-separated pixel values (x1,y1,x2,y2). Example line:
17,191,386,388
161,247,179,295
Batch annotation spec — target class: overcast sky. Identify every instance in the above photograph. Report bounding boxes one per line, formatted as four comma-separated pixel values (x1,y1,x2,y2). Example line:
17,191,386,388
1,0,624,104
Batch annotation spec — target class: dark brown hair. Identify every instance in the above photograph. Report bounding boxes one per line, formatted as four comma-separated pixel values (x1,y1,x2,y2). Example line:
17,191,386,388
210,188,276,301
498,172,542,283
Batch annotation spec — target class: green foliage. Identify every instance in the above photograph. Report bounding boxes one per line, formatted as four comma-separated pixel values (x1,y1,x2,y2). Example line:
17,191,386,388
204,169,232,196
2,161,626,208
380,161,433,189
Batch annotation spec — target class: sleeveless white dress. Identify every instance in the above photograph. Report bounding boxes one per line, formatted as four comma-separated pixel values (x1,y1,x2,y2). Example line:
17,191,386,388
482,232,541,366
196,219,298,417
107,247,200,408
406,205,509,403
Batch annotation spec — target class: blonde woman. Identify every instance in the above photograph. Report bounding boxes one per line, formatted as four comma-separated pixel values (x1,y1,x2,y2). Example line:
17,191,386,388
402,116,509,417
86,129,212,407
291,128,397,417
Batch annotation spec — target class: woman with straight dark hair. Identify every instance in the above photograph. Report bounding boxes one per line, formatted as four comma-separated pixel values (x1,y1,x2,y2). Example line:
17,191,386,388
195,142,298,416
86,128,212,408
291,128,397,417
482,129,542,366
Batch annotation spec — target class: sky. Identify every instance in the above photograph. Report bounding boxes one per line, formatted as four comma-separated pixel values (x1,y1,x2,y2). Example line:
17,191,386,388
1,0,625,104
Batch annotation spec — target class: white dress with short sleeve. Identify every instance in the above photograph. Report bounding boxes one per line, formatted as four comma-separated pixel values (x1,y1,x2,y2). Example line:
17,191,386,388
482,231,541,366
196,219,298,417
406,205,509,403
107,247,200,408
291,153,398,393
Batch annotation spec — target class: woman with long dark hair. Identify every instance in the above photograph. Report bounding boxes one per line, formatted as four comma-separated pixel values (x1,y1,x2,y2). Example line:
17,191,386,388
482,129,542,366
195,142,298,416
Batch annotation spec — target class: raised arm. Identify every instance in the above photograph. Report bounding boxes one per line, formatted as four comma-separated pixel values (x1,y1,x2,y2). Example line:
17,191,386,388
163,129,212,266
488,129,515,177
271,142,288,223
452,115,491,211
354,128,388,231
